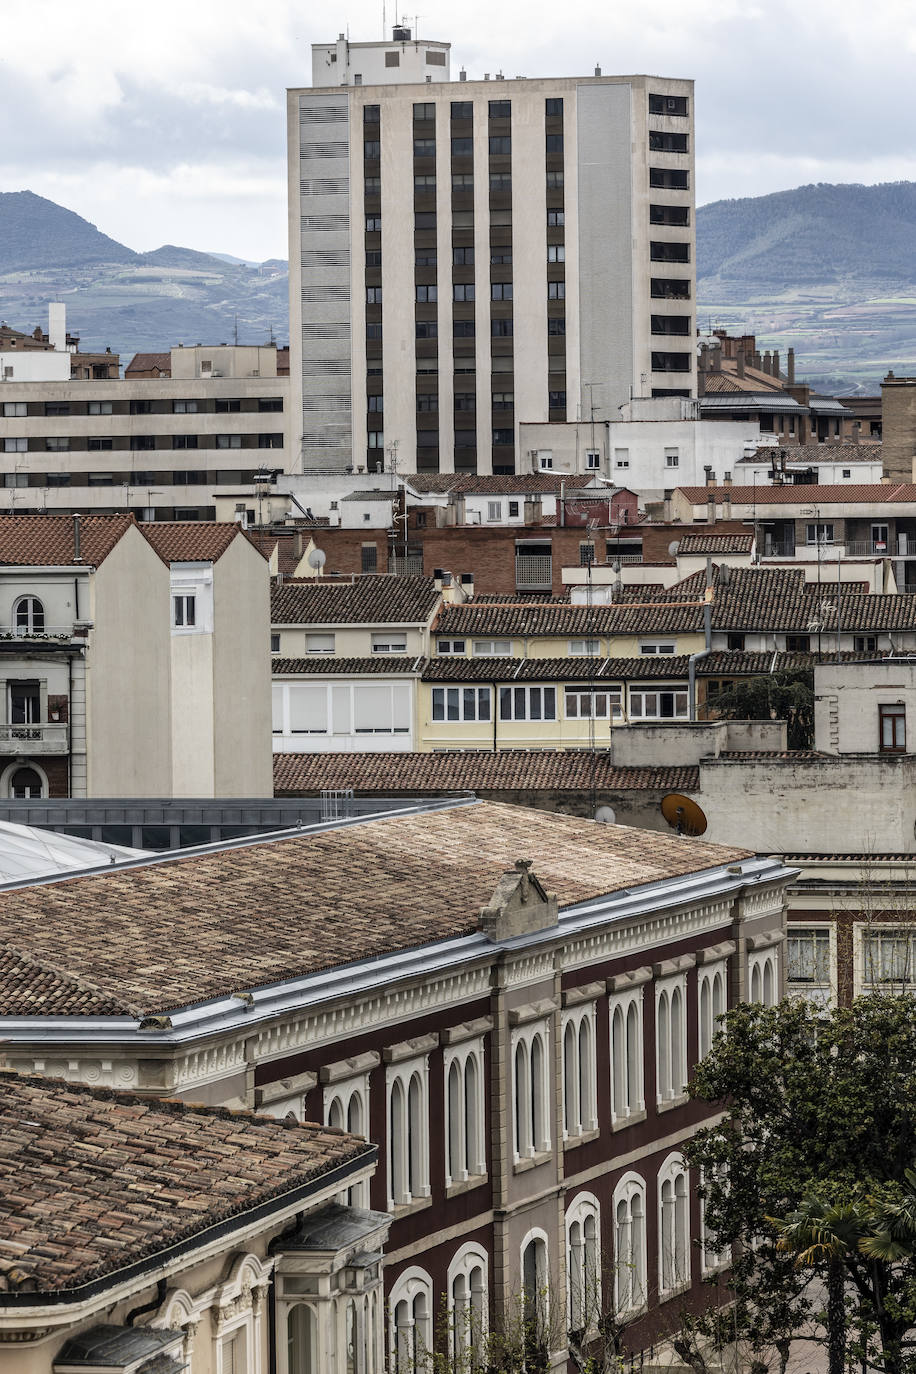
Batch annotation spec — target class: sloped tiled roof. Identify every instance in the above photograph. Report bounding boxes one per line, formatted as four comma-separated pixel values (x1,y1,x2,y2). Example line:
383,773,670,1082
140,522,261,565
0,1071,370,1293
274,656,424,675
273,751,699,795
405,474,596,496
738,444,882,465
423,655,693,681
678,483,916,505
0,802,750,1019
124,351,171,375
677,533,754,555
272,576,440,625
0,514,133,568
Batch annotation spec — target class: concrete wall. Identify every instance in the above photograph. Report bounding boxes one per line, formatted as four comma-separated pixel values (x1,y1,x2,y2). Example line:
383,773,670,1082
880,376,916,482
815,659,916,754
212,535,273,797
610,718,786,767
0,348,70,381
87,527,172,795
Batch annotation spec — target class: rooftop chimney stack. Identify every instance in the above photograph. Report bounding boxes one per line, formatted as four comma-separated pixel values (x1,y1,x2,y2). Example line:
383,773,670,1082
787,348,796,385
48,303,66,354
736,349,745,379
772,350,780,379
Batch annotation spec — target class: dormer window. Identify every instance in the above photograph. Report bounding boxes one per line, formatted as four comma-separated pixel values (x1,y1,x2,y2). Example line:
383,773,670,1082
170,564,213,635
14,597,44,636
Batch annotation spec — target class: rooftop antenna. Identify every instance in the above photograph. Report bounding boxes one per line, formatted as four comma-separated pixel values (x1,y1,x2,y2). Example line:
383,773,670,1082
233,314,239,346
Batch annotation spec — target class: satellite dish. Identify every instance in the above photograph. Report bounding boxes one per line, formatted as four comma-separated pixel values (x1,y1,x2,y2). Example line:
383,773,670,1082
595,805,616,825
668,540,680,557
307,547,327,571
660,793,708,837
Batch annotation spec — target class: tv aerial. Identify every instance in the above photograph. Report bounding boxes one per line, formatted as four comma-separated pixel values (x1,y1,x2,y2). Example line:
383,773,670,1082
660,792,708,837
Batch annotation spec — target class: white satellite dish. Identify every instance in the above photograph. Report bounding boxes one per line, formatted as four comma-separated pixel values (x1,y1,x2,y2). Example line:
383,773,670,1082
668,540,680,557
308,547,327,571
595,805,616,825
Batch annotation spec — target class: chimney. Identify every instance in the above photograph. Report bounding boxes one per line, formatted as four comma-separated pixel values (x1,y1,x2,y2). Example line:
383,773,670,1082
853,421,861,446
736,349,745,379
772,350,780,379
699,343,708,375
763,350,772,375
706,496,716,524
72,513,82,563
594,65,602,77
787,348,796,385
723,471,732,488
704,464,715,488
48,303,66,354
711,345,721,372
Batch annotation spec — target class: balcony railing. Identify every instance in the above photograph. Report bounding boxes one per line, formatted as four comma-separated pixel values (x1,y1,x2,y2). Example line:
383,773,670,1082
516,555,553,590
609,553,644,565
1,625,74,641
846,541,890,557
387,556,424,577
0,723,69,754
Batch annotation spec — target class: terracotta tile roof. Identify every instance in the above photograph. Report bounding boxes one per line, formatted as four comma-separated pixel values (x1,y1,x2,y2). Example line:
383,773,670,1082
703,362,786,394
0,1071,370,1294
274,656,423,675
737,444,882,464
0,514,133,568
273,751,699,795
0,802,750,1019
422,655,694,681
124,352,171,376
676,533,754,555
710,750,830,761
677,483,916,505
272,576,440,625
140,522,261,565
405,474,595,496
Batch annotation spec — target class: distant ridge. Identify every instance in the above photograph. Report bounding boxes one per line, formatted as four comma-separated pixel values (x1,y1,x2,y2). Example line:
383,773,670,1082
0,190,138,273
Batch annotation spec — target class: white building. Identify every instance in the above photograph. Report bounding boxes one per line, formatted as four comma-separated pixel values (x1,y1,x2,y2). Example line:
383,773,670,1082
288,32,695,475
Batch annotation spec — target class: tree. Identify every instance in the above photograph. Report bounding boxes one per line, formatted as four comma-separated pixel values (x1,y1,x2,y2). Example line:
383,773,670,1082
685,995,916,1374
705,669,814,749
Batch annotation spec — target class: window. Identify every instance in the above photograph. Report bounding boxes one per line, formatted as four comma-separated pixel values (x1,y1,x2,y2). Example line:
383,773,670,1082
649,131,689,152
615,449,629,468
472,639,511,657
436,638,466,654
658,1154,691,1296
698,963,727,1060
491,319,513,337
785,633,810,652
499,685,557,721
489,173,512,193
748,948,780,1006
44,402,69,416
453,246,474,265
508,500,519,517
453,283,475,302
9,765,44,799
387,1058,430,1208
448,1245,488,1366
489,99,511,118
87,436,113,451
215,397,241,413
306,632,335,654
656,976,687,1103
491,249,513,264
413,102,435,120
806,522,834,545
364,139,381,159
493,430,514,446
2,402,26,417
579,542,595,566
258,432,283,449
451,101,472,119
548,282,565,300
639,642,676,656
486,500,502,522
700,1166,731,1274
861,927,916,990
86,400,112,415
614,1174,647,1314
787,927,832,1004
413,139,435,157
842,468,852,478
366,214,382,232
610,987,644,1124
216,434,242,449
414,212,436,229
324,1070,371,1207
665,448,679,467
445,1042,486,1186
4,438,27,453
545,133,564,152
453,320,474,338
364,104,380,122
879,703,907,752
432,686,492,720
172,435,198,450
566,1194,600,1334
562,1004,597,1140
629,689,688,719
173,594,196,628
521,1234,549,1357
547,244,565,263
585,450,600,470
491,282,513,300
568,639,599,656
367,286,383,304
650,92,689,115
270,633,280,655
172,399,199,413
853,635,878,653
726,633,745,651
512,1022,550,1160
372,632,407,654
546,171,564,189
171,563,212,635
547,209,565,226
454,392,475,411
390,1269,433,1373
549,390,566,409
361,544,378,573
416,393,438,412
415,320,438,340
385,50,400,66
488,135,511,154
564,687,622,719
12,597,44,641
493,392,514,409
366,323,383,340
451,137,474,157
414,175,436,191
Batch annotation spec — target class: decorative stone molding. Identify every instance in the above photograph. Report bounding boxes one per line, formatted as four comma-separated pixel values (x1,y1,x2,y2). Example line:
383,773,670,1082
508,997,558,1027
383,1032,439,1064
653,953,697,978
254,1069,317,1109
697,940,737,965
479,859,558,942
562,980,605,1008
606,966,653,994
746,929,786,951
319,1050,380,1084
440,1015,493,1046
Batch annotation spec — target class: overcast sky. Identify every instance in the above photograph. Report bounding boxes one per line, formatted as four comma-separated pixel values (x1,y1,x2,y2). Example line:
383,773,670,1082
1,0,913,261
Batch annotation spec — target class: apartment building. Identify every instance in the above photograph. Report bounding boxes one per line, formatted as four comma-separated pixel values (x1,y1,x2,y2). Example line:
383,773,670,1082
0,514,271,799
288,30,695,475
0,1072,385,1374
0,799,792,1368
0,341,289,520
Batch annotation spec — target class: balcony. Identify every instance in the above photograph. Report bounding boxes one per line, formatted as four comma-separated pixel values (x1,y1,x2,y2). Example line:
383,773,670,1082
1,625,74,642
516,555,553,591
388,556,424,577
845,541,891,557
0,723,69,754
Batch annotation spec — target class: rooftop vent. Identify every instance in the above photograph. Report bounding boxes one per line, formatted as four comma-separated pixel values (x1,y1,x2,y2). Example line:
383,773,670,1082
393,24,411,40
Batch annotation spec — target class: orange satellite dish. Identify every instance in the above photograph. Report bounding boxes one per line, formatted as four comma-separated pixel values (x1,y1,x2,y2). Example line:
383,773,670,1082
660,793,708,837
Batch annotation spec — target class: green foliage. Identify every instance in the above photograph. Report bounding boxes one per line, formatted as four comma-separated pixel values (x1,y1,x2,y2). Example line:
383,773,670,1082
685,995,916,1374
706,669,814,749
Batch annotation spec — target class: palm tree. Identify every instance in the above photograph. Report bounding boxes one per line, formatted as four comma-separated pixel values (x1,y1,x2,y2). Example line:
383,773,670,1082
770,1196,866,1374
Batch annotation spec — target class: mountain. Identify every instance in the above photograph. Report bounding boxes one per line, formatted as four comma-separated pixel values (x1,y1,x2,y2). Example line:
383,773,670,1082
0,192,289,358
697,182,916,392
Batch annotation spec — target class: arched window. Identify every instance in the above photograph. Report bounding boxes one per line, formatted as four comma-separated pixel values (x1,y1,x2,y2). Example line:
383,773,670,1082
610,988,644,1124
521,1231,549,1360
14,597,44,636
386,1058,430,1210
390,1269,433,1373
325,1072,370,1207
407,1072,423,1196
658,1153,691,1295
9,765,44,799
613,1173,646,1315
749,949,779,1007
562,1003,597,1140
448,1243,488,1364
389,1077,407,1206
288,1304,317,1374
444,1038,486,1187
566,1193,600,1332
512,1023,550,1161
700,1165,731,1274
656,976,687,1103
699,963,728,1060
